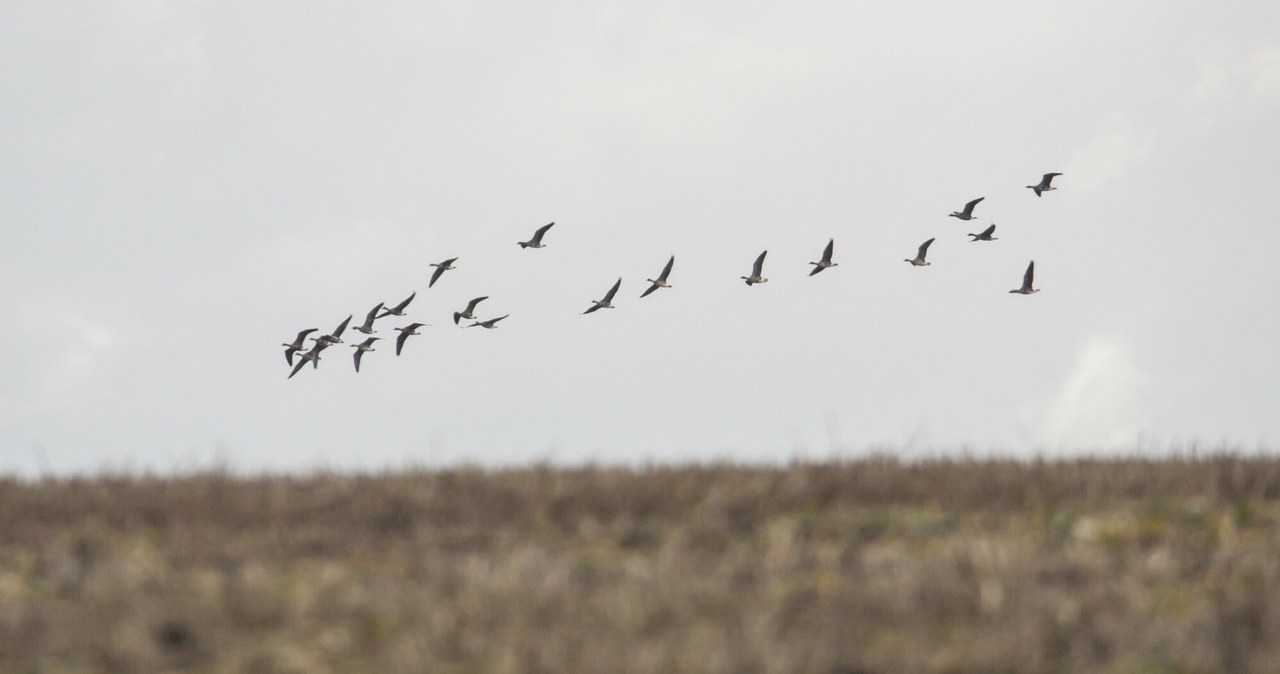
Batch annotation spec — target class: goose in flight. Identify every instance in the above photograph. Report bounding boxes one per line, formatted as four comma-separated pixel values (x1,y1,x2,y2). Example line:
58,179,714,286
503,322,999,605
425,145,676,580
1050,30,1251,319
949,197,984,221
318,315,352,345
640,255,675,298
288,340,330,378
518,222,555,249
283,328,318,366
904,238,935,266
351,337,380,372
377,292,416,319
808,239,837,276
583,278,622,314
428,257,458,288
453,296,489,325
1027,173,1062,197
741,250,768,286
466,314,509,329
353,302,385,335
394,323,427,356
1009,260,1040,294
967,224,997,242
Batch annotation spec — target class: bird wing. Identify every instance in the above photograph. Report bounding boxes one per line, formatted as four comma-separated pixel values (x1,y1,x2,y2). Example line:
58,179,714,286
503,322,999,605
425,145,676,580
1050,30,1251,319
429,266,446,287
919,238,935,257
808,265,823,276
331,316,351,338
583,304,600,314
395,292,416,311
294,328,319,346
1023,260,1035,290
655,257,675,281
284,346,297,366
466,296,488,312
353,348,364,372
753,250,767,275
396,330,410,355
531,222,554,243
492,314,509,325
603,278,621,303
980,224,996,237
964,197,984,215
1043,172,1061,186
364,302,384,322
288,358,308,379
822,238,834,263
640,283,658,298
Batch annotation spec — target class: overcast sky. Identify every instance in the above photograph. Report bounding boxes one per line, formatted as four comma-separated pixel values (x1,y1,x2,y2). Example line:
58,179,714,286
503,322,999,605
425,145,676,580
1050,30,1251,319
3,1,1278,476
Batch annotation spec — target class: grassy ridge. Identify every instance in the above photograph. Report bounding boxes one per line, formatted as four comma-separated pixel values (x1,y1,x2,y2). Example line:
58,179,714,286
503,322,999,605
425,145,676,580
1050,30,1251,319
2,456,1279,673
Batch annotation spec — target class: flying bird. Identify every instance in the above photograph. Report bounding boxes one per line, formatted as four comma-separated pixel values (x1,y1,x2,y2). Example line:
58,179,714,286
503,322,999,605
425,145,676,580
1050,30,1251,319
394,323,428,356
466,314,509,329
518,222,555,249
288,340,331,378
353,302,385,335
949,197,985,221
1027,173,1062,197
904,238,935,266
640,255,675,298
808,239,837,276
282,328,318,366
317,315,352,345
453,296,489,325
741,250,768,286
583,278,622,314
967,224,997,242
377,292,416,319
351,337,380,372
428,257,457,288
1009,260,1040,294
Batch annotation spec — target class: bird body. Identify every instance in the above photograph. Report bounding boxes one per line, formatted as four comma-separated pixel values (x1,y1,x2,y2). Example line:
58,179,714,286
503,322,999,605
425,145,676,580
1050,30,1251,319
318,315,352,345
949,197,984,220
394,323,427,356
1010,260,1040,294
353,303,384,335
583,278,622,314
967,224,998,242
428,257,457,288
640,255,675,298
808,239,837,275
518,222,555,249
377,292,416,319
741,250,768,285
283,328,318,366
1027,173,1062,197
453,296,489,325
466,314,509,329
905,238,935,266
288,340,330,378
351,337,380,372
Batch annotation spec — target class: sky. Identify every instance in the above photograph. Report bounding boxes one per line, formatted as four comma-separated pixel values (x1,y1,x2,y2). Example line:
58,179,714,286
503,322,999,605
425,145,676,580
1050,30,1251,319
2,1,1278,477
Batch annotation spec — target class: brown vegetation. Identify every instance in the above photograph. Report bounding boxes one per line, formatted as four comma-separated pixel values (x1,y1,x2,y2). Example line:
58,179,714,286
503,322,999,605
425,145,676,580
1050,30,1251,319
2,455,1279,673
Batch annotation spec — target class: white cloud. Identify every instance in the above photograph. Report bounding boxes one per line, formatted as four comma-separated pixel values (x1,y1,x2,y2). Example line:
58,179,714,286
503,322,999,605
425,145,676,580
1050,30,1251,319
1246,44,1280,104
1042,336,1145,450
1061,126,1153,193
1044,337,1146,452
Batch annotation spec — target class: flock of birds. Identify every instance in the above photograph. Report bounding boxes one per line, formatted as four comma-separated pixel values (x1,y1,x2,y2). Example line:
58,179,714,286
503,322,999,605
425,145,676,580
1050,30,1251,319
282,172,1063,378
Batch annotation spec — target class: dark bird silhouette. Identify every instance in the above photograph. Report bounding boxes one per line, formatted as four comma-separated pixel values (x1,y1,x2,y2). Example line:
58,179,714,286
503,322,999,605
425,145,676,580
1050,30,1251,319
518,222,555,249
640,256,675,298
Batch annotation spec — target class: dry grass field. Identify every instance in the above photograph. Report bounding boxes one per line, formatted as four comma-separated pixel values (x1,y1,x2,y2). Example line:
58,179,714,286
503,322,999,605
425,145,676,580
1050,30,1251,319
2,455,1280,673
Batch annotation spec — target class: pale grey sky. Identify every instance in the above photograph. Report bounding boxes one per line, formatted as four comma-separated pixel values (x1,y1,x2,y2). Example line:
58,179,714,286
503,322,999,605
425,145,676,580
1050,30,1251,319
3,2,1278,476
